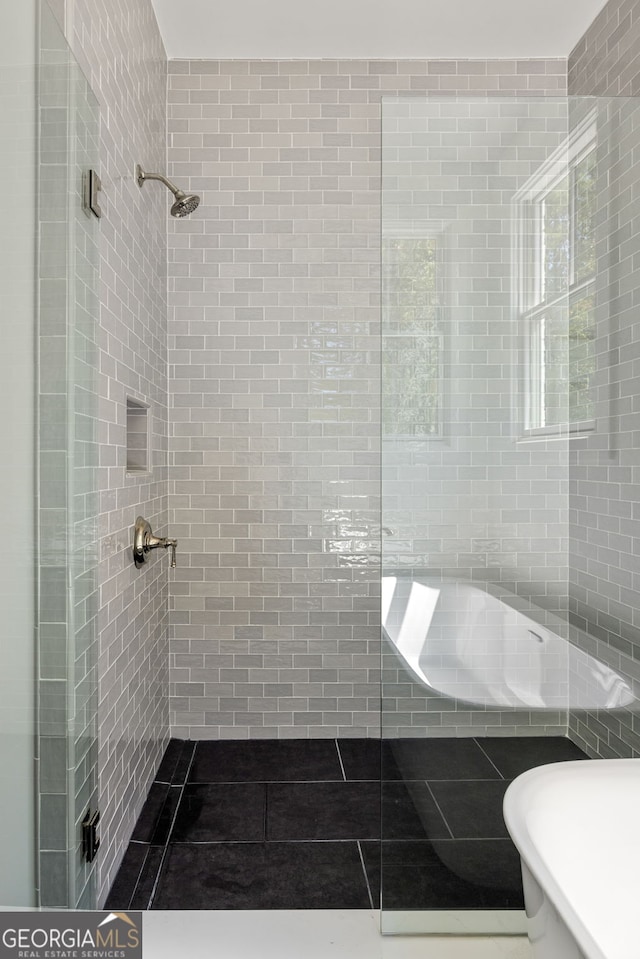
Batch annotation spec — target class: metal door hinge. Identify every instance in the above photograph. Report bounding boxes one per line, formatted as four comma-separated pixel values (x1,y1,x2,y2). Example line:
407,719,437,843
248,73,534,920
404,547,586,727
83,169,102,219
82,809,101,862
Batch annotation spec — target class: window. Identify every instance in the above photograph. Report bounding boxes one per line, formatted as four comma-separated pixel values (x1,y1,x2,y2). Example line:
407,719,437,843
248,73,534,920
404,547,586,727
516,117,597,436
382,234,442,438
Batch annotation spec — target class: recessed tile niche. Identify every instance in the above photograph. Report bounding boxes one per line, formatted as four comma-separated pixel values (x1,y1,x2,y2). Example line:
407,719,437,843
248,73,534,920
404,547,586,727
126,397,149,473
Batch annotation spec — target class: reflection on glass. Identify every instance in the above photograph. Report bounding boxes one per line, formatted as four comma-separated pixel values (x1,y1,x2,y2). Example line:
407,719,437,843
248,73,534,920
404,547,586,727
522,133,597,433
543,174,569,299
382,237,441,437
568,291,595,424
382,575,633,710
574,149,596,285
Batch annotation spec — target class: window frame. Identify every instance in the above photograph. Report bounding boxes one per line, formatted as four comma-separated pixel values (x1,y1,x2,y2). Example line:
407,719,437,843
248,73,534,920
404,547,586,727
513,113,597,440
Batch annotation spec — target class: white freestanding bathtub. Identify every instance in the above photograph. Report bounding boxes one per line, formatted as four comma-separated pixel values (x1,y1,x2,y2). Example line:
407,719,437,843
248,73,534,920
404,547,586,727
382,576,634,710
504,760,640,959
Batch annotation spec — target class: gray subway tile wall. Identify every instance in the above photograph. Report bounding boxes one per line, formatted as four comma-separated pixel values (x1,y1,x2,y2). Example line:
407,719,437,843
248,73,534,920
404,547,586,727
166,59,567,742
568,0,640,760
59,0,171,904
569,0,640,96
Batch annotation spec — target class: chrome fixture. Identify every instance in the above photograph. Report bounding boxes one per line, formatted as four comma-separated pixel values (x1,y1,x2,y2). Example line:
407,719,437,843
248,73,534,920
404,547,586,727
135,164,200,218
381,527,396,536
83,169,102,219
133,516,178,569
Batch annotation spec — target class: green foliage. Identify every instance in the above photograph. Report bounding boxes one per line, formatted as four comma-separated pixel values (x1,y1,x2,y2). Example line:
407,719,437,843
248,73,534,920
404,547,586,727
382,238,441,436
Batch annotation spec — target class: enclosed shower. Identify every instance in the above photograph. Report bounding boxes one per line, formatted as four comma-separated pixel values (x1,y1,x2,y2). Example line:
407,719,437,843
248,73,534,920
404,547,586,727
2,0,640,939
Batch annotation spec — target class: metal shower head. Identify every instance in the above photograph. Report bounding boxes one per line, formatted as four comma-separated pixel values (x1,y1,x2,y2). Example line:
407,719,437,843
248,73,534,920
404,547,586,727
136,164,200,218
170,191,200,218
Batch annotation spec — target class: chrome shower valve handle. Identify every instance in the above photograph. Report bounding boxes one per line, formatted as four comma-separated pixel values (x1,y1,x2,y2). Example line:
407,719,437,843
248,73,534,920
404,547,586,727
133,516,178,569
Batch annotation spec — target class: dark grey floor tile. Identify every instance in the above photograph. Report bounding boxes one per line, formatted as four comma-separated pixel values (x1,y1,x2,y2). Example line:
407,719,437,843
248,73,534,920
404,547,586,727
362,839,524,910
130,846,165,910
476,736,587,780
131,783,181,845
337,739,403,781
428,780,512,839
104,843,148,909
154,739,189,784
383,782,450,841
150,787,181,845
386,738,502,781
267,781,379,840
131,783,169,843
171,783,266,842
152,842,370,910
266,780,448,841
189,739,342,783
171,741,196,785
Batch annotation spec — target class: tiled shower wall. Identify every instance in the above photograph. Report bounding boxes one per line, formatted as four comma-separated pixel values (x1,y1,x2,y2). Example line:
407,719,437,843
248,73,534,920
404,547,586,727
167,59,566,741
51,0,170,905
567,0,640,759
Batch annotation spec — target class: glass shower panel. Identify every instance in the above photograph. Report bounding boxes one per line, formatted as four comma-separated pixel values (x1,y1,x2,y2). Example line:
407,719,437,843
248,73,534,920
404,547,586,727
380,97,575,935
35,0,100,910
0,0,38,907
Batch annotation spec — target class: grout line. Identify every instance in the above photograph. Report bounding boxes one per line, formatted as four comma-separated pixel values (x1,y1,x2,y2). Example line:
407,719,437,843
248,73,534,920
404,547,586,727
188,777,351,785
357,841,375,910
181,774,384,787
172,740,197,787
263,782,269,841
117,849,149,911
335,739,347,782
146,742,197,909
423,778,508,784
134,836,518,845
474,738,505,779
149,785,183,846
164,838,379,845
424,781,455,840
427,837,516,844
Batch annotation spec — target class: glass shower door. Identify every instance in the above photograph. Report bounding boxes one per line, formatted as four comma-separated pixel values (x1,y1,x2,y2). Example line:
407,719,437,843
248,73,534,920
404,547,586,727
37,0,100,909
381,91,640,935
380,95,574,935
0,0,100,911
0,0,39,908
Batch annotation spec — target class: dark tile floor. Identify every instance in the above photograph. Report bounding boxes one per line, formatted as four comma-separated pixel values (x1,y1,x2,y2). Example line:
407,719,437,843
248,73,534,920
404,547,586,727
105,736,586,911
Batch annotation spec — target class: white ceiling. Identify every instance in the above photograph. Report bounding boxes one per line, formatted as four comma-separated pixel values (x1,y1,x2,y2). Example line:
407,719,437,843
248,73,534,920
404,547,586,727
151,0,610,61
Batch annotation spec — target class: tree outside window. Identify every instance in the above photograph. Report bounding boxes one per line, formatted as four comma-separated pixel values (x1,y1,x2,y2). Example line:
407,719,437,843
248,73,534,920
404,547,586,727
382,235,442,439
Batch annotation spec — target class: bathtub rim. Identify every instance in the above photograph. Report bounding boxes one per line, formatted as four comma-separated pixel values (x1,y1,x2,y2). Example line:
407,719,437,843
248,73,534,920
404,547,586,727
503,758,640,959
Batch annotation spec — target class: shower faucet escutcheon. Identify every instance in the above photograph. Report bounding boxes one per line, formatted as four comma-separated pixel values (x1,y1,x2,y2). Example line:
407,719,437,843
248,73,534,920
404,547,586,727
133,516,178,569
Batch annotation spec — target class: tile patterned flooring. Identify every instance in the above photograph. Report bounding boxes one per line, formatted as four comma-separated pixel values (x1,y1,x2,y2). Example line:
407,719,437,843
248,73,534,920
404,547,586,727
105,736,586,911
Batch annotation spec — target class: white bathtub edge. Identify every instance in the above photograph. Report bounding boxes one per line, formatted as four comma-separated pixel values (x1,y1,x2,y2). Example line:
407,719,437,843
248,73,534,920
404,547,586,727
503,760,633,959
